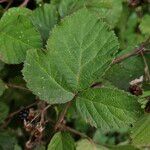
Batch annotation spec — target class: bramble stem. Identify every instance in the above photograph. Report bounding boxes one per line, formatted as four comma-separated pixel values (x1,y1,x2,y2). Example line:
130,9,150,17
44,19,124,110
20,0,29,7
6,83,31,92
55,101,72,130
113,37,150,64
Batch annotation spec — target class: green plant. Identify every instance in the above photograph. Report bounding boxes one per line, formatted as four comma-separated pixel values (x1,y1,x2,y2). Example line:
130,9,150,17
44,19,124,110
0,0,150,149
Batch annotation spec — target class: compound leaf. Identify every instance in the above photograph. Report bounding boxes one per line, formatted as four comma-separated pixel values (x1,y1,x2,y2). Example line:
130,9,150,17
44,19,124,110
23,9,118,104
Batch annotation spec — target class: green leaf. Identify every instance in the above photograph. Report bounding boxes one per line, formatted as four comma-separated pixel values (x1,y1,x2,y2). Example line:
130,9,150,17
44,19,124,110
32,4,58,43
14,144,22,150
141,90,150,98
93,128,130,145
109,145,139,150
57,0,122,27
0,7,42,64
139,15,150,35
131,114,150,146
76,139,107,150
76,88,142,130
0,60,4,72
0,132,16,150
0,102,9,124
23,8,119,104
104,52,150,90
0,79,6,96
47,132,75,150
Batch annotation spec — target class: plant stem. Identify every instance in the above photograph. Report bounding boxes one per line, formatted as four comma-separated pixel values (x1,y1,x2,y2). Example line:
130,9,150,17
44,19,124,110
20,0,29,7
113,37,150,64
140,51,150,81
0,0,8,3
47,117,95,144
1,101,38,128
4,0,13,11
113,50,137,64
6,83,31,92
55,101,72,130
62,125,93,142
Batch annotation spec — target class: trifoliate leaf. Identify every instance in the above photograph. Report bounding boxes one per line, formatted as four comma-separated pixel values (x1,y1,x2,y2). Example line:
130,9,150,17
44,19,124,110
0,102,9,124
48,132,75,150
139,15,150,35
57,0,122,27
32,4,58,43
76,88,142,130
131,114,150,146
23,9,118,104
0,7,42,64
0,79,6,96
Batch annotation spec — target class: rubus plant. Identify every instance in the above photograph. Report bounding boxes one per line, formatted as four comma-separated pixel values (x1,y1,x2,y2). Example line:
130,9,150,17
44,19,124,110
0,0,150,150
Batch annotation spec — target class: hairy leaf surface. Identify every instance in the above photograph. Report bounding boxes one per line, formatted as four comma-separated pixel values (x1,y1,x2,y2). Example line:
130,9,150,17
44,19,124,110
76,88,142,130
58,0,122,27
32,4,58,43
131,114,150,146
23,9,118,104
0,7,42,64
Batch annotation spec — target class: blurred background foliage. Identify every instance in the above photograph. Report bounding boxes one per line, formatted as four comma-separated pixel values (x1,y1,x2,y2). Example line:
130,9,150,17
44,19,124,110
0,0,150,150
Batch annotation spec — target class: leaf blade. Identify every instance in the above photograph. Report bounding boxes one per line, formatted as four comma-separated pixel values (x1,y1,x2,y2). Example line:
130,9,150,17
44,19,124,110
48,132,75,150
23,8,118,104
0,7,42,64
131,114,150,146
76,88,142,130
